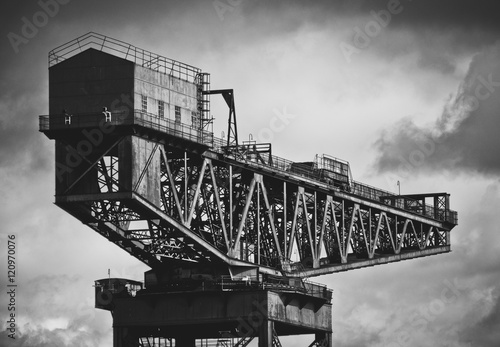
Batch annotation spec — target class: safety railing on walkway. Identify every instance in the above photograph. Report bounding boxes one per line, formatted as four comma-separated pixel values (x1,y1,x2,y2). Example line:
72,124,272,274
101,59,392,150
48,32,201,82
40,107,457,224
39,110,213,146
209,138,457,224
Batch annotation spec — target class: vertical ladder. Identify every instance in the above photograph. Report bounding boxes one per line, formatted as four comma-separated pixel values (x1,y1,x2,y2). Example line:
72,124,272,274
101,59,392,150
196,72,213,145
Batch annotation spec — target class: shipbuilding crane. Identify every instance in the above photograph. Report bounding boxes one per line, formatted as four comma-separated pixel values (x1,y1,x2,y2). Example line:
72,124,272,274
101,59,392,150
40,32,457,347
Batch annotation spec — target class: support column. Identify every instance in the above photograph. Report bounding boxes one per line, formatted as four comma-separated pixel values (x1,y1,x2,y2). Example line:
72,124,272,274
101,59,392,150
113,327,138,347
113,327,124,347
258,319,274,347
314,331,332,347
176,335,196,347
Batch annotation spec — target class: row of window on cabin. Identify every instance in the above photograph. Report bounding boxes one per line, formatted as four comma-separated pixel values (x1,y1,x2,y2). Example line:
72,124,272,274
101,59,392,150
140,95,199,127
140,95,176,120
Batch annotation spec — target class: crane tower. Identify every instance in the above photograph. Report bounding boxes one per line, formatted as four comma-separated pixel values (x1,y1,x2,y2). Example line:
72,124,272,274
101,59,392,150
39,33,457,347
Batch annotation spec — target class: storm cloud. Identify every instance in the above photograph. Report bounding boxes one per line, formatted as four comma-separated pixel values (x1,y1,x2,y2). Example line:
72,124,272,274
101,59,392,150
373,41,500,177
1,1,500,346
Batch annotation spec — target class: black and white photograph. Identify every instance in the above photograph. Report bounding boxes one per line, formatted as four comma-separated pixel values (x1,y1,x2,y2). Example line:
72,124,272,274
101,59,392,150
1,1,499,346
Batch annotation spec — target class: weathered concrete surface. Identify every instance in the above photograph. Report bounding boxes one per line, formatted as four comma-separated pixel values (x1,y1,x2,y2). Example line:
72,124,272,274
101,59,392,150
134,64,198,125
110,289,332,337
130,136,161,206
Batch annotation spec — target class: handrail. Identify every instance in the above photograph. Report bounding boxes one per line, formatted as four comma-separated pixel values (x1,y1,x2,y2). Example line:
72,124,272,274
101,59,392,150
48,32,201,82
39,110,213,146
209,139,457,224
40,109,457,224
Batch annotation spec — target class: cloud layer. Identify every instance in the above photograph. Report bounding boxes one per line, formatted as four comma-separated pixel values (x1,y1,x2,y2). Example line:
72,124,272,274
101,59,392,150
373,41,500,177
2,1,500,346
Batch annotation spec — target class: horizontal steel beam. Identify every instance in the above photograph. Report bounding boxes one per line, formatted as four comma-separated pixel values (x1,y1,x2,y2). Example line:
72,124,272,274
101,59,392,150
296,246,451,278
208,154,449,229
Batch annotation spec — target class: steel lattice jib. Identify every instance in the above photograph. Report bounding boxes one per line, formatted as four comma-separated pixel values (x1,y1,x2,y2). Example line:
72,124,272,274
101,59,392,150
41,34,457,279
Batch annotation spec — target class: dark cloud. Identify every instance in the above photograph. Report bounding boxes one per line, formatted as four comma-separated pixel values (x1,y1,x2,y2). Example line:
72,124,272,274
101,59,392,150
458,286,500,346
292,0,500,32
0,99,52,175
416,50,456,75
1,17,53,175
1,327,103,347
373,41,500,177
0,274,108,347
2,1,500,347
238,0,500,32
388,0,500,32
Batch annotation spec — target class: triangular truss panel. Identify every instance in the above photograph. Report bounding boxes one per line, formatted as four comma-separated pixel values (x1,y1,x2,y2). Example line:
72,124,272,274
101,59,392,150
49,130,455,277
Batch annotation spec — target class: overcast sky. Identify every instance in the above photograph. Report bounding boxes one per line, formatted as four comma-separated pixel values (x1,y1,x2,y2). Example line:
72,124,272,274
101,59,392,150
1,0,499,346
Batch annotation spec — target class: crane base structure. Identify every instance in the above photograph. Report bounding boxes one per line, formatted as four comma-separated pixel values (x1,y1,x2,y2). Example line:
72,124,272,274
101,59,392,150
39,33,457,347
95,277,332,346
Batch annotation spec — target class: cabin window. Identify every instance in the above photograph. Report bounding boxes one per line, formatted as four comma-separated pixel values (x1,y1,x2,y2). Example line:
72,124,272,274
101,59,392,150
141,95,147,113
158,101,164,118
175,106,181,124
191,112,199,128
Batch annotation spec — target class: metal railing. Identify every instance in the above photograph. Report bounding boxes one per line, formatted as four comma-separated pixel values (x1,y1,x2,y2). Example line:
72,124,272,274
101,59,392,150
39,115,50,131
210,139,457,224
40,108,457,224
48,32,202,82
350,181,458,224
39,110,214,146
133,110,213,146
303,280,333,300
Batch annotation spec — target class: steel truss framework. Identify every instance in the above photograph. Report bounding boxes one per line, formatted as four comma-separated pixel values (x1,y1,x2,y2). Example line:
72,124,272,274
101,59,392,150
119,330,287,347
110,317,331,347
56,134,453,278
122,331,328,347
42,33,457,347
135,336,256,347
112,316,335,347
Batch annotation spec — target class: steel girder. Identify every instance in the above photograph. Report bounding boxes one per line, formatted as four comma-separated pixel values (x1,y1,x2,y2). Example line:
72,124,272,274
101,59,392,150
55,135,452,278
